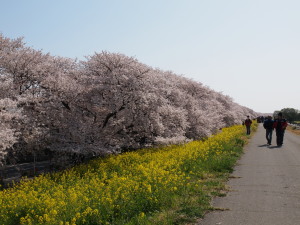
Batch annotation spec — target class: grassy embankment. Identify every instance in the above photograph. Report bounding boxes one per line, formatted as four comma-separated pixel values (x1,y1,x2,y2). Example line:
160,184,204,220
0,122,257,225
287,124,300,136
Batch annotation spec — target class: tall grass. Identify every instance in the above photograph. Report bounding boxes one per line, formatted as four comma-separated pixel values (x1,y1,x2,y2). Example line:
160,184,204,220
0,123,257,225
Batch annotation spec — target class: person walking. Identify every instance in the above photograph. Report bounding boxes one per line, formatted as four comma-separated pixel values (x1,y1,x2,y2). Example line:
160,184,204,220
263,116,274,145
244,116,252,135
273,112,287,146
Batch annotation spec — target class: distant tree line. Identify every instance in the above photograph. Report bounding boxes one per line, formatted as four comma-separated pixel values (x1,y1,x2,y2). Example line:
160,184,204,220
0,34,257,166
274,108,300,123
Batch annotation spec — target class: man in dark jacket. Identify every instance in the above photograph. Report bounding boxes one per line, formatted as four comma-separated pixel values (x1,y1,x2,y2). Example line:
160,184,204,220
273,112,287,146
263,116,274,145
244,116,252,135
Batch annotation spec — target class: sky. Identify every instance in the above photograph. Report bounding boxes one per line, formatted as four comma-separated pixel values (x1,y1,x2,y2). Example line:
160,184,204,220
1,0,300,113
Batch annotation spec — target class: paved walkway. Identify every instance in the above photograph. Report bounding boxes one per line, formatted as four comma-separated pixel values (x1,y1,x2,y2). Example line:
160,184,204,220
198,124,300,225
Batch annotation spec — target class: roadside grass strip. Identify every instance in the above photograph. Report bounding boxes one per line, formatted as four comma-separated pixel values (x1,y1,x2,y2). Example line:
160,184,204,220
0,122,257,225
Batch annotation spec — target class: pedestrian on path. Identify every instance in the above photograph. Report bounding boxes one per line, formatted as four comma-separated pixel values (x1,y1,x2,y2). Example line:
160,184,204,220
263,116,274,145
244,116,252,135
273,112,287,146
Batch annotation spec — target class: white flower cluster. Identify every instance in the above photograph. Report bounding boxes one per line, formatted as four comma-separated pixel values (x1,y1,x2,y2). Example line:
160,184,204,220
0,34,257,164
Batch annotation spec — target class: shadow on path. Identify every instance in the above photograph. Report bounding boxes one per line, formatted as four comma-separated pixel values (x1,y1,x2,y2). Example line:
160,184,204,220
268,145,283,149
257,144,283,149
258,144,269,147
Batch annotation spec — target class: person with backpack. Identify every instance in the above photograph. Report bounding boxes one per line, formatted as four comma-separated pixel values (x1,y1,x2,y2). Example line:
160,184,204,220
244,116,252,135
273,112,287,146
263,116,274,145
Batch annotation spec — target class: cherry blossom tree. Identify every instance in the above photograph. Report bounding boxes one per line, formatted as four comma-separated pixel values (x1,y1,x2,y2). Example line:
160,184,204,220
0,34,258,167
